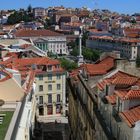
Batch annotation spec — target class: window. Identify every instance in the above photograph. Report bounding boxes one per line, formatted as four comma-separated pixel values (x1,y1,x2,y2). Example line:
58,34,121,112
48,94,52,103
48,65,52,71
48,84,52,91
38,75,43,80
57,74,61,80
55,64,60,69
47,105,53,115
134,51,135,54
48,74,52,80
39,85,43,91
57,94,61,102
39,96,43,104
39,107,44,115
56,105,61,114
57,84,61,90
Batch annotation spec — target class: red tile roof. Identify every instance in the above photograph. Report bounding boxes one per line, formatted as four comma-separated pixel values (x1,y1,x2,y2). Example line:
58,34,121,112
119,106,140,127
97,71,138,91
23,70,36,94
124,28,140,38
1,57,60,67
0,57,64,80
97,80,106,90
89,35,140,43
14,29,63,37
115,89,140,100
0,69,12,82
106,95,116,105
84,56,115,76
112,77,138,85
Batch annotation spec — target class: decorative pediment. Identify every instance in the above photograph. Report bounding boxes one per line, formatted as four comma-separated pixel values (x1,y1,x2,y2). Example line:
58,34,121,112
33,38,48,43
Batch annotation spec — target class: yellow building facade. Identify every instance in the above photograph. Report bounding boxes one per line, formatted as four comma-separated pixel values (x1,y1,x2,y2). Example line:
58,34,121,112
35,66,66,123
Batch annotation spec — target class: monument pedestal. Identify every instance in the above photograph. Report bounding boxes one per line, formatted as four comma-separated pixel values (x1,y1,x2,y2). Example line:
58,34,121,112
78,55,84,66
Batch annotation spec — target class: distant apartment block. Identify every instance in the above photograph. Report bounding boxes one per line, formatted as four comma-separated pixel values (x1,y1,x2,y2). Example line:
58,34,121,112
53,13,79,25
33,7,46,18
86,35,140,60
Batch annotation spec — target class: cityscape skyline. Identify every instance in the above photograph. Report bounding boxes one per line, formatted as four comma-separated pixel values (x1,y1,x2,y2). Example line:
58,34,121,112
0,0,140,14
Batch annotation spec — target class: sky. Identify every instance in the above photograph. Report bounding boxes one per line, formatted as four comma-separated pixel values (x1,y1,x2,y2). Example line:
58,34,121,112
0,0,140,14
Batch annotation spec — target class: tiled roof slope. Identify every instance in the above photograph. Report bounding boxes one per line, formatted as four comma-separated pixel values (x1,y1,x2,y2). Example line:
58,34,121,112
0,69,12,82
115,90,140,100
97,71,138,90
0,57,63,80
106,95,116,105
119,106,140,127
14,29,63,37
69,56,115,81
86,56,115,76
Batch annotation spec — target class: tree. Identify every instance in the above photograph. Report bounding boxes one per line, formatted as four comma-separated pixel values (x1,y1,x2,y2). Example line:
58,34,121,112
70,47,79,56
7,11,23,24
59,58,78,71
82,31,89,46
70,46,101,62
67,41,76,49
7,10,35,25
27,4,32,13
44,18,51,29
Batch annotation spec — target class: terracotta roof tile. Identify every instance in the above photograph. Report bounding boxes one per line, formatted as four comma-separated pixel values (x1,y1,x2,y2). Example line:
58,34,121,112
0,69,12,82
115,89,140,100
24,70,36,94
119,106,140,127
112,77,138,85
0,57,63,81
84,56,115,76
97,71,138,91
97,80,106,90
106,95,116,105
89,35,140,43
15,29,63,37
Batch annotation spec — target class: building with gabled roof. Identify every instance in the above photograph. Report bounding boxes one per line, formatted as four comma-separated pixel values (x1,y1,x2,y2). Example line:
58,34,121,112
0,56,67,124
0,52,67,139
14,29,69,55
96,70,140,140
68,52,140,140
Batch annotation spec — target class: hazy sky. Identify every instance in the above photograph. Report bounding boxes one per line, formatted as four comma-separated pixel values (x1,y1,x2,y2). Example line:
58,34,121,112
1,0,140,14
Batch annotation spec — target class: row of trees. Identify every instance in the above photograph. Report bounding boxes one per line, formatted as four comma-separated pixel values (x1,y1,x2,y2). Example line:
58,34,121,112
7,5,34,24
70,46,101,62
7,11,34,24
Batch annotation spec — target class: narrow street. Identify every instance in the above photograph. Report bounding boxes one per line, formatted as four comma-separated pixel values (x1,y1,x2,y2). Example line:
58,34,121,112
33,122,69,140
